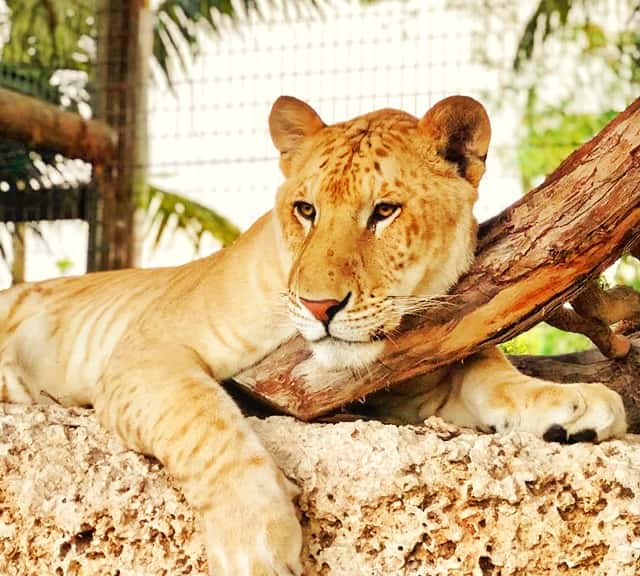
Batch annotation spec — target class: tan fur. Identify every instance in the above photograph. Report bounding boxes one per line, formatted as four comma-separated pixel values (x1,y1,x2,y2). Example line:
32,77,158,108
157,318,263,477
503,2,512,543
0,96,626,575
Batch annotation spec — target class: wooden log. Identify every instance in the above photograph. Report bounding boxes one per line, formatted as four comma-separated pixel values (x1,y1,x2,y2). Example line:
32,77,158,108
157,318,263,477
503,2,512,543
233,97,640,420
0,86,116,165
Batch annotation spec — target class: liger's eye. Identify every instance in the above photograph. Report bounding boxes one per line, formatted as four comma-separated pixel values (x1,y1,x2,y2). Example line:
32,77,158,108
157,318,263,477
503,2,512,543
370,202,401,223
294,201,316,222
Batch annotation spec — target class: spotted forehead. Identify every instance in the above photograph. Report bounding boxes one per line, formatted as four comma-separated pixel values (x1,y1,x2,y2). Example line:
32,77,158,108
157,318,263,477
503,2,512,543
306,110,421,202
320,109,417,155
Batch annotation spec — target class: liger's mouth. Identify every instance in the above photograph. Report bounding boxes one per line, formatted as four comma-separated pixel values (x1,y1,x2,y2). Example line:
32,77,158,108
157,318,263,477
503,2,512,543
309,334,347,344
309,332,386,345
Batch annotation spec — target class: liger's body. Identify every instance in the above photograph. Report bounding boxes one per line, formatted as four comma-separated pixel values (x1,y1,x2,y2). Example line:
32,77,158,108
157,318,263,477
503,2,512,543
0,95,626,575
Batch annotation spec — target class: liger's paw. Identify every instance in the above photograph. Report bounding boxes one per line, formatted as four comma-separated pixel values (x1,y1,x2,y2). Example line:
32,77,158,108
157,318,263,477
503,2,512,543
537,382,627,443
203,467,303,576
492,381,627,443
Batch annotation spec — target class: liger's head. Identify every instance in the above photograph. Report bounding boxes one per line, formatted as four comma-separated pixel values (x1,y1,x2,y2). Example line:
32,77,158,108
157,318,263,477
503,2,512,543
269,95,490,368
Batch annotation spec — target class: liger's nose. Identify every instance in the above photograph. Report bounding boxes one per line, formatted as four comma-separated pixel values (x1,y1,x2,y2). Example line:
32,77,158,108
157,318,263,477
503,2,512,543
299,293,351,325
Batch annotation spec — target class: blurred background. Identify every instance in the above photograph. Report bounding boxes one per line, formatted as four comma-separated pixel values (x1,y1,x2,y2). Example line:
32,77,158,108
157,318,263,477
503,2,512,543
0,0,638,353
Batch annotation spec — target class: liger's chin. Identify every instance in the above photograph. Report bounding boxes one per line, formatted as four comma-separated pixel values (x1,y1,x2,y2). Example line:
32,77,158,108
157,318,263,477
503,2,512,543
310,338,385,370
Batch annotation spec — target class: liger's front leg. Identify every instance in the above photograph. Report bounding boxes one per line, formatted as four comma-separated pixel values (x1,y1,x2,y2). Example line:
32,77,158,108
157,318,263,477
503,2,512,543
439,348,627,442
365,348,626,443
93,339,302,576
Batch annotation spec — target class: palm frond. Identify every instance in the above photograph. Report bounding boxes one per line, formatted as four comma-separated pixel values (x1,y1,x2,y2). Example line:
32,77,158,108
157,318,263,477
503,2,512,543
2,0,96,72
153,0,322,84
140,184,241,250
514,0,573,70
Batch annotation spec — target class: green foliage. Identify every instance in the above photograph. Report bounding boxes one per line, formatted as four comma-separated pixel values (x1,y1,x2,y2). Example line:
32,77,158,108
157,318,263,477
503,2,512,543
1,0,96,72
140,185,241,251
512,3,638,187
513,0,573,71
1,0,324,86
500,322,593,356
0,61,73,283
55,257,74,275
614,256,640,292
154,0,255,81
0,0,253,272
514,0,640,79
466,1,639,190
517,104,617,189
0,62,69,182
150,0,325,85
0,62,61,103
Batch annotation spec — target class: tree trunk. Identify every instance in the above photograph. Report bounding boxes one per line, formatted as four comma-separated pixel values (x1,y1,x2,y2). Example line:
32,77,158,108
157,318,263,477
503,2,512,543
0,87,115,165
234,97,640,420
94,0,146,270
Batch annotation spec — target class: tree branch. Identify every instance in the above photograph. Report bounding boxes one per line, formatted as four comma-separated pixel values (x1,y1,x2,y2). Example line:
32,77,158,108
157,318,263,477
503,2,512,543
233,97,640,420
0,86,116,165
546,280,640,359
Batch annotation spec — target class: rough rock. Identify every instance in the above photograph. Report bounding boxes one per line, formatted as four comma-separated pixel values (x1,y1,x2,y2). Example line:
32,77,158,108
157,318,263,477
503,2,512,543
0,404,639,575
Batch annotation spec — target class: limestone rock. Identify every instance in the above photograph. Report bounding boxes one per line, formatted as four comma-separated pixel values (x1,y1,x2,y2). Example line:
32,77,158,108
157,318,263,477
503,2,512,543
1,404,639,575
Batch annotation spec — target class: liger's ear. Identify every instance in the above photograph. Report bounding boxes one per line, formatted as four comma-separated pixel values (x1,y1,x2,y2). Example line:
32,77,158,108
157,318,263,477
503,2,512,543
418,95,491,187
269,96,326,176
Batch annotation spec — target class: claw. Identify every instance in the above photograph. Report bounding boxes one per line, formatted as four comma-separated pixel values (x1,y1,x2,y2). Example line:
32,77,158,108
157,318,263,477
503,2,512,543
542,424,568,444
567,428,597,444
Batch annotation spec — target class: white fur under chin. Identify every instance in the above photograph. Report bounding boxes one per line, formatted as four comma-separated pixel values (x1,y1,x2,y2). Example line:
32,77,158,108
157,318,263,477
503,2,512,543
310,338,385,371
